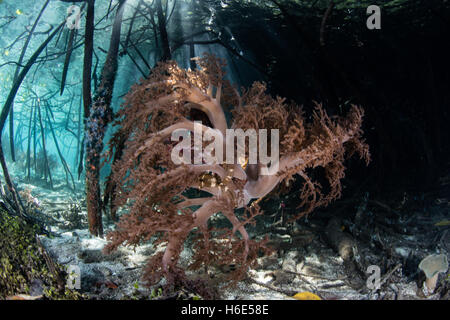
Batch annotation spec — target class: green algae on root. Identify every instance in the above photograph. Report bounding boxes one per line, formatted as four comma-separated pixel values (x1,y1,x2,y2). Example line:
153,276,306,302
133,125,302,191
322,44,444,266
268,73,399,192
0,207,83,299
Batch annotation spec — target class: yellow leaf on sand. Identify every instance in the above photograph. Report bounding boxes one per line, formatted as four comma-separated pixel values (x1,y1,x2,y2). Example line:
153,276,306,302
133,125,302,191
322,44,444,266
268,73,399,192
293,292,321,300
434,220,450,227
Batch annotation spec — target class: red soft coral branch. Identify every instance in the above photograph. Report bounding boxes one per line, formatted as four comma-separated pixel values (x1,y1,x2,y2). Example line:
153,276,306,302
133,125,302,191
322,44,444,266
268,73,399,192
104,54,370,290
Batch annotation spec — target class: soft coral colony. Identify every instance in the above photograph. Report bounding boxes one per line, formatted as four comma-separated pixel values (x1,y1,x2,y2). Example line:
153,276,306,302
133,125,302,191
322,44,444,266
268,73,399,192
103,54,370,288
